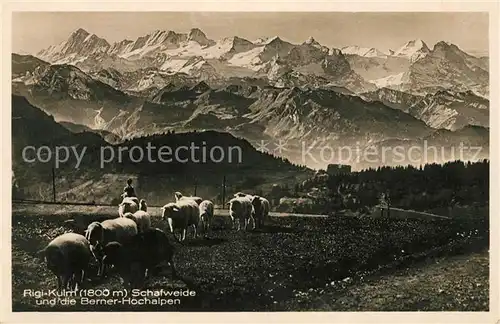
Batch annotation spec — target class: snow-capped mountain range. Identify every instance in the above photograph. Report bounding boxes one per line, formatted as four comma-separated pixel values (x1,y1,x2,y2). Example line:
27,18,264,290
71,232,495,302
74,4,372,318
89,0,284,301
32,28,488,98
15,27,490,110
341,46,390,58
11,27,490,168
340,38,431,61
33,28,375,94
339,39,429,61
342,38,488,98
37,28,436,66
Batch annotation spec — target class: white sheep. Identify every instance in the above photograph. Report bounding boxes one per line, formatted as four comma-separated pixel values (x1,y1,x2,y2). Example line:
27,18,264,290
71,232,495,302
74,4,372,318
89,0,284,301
234,192,255,200
118,197,139,217
174,191,203,205
227,196,255,231
123,210,151,233
121,193,139,205
234,192,257,220
85,217,138,276
37,232,94,291
161,199,200,242
199,200,214,236
251,196,270,229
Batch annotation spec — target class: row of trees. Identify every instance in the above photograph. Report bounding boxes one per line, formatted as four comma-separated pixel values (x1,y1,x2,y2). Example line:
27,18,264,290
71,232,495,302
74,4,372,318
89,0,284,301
287,160,489,214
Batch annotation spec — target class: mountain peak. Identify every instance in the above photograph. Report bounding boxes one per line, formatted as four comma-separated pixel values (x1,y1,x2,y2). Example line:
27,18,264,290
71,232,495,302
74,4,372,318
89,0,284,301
190,80,211,93
67,28,94,44
233,36,251,43
36,27,111,63
394,39,430,62
189,28,205,36
433,41,457,51
411,39,425,46
434,40,451,46
398,39,429,51
430,41,471,61
72,28,90,37
304,36,327,49
187,28,213,46
305,36,316,44
266,36,283,44
329,48,342,56
229,36,255,49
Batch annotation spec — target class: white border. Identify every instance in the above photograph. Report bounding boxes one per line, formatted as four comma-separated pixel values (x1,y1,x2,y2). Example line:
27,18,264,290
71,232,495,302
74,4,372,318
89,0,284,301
1,1,498,323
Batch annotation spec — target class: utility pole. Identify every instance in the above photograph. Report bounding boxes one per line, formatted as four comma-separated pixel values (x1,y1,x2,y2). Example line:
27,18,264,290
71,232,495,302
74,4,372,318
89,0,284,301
50,144,56,203
51,167,56,203
221,175,226,208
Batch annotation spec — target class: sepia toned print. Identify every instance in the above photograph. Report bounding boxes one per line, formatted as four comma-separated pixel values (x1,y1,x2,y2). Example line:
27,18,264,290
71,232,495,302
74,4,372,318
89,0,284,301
10,11,490,312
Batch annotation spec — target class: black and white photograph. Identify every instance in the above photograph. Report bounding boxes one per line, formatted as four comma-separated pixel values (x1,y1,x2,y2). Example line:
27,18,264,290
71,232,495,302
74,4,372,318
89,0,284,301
6,7,495,316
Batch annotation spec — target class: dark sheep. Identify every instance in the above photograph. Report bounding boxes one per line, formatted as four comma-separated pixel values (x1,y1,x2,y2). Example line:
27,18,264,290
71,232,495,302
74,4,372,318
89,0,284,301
37,233,94,291
96,228,177,289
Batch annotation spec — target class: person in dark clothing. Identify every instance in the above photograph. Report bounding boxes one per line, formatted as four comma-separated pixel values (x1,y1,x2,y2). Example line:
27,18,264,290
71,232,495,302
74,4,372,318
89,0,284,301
122,178,137,198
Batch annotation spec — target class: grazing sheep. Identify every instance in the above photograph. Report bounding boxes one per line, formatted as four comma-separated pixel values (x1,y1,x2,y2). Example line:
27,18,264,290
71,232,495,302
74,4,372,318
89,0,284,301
37,233,94,291
85,218,138,276
233,192,256,218
174,191,203,205
118,197,139,217
234,192,254,199
251,196,270,229
233,193,255,214
199,200,214,236
227,196,255,231
121,192,139,204
139,199,148,212
94,241,122,278
121,189,137,197
124,210,151,233
101,228,177,289
162,199,200,242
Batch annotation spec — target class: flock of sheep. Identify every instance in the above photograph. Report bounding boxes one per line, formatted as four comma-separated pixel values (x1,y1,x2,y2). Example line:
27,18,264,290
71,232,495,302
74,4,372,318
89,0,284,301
36,191,271,291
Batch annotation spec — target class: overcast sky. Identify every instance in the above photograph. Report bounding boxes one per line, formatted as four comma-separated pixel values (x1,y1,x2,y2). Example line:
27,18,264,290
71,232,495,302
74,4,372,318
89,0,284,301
12,12,489,55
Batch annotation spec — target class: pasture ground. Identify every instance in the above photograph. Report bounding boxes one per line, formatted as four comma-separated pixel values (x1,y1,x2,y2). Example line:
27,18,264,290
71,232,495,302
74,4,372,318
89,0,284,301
11,203,489,311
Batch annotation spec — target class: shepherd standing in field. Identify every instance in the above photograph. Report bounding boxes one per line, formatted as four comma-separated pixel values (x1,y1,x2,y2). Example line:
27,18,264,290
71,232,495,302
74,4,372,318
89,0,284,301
122,178,137,198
